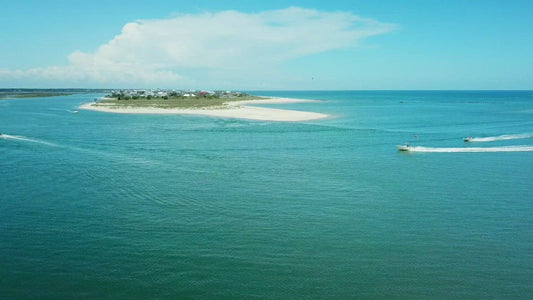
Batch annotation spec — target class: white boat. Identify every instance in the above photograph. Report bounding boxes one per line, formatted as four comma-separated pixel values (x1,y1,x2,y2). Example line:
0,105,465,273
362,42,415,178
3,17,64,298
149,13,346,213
397,144,413,151
464,137,472,142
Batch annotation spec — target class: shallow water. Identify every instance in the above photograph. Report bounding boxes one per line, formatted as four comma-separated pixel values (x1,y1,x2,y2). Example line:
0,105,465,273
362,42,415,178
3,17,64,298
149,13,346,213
1,91,532,299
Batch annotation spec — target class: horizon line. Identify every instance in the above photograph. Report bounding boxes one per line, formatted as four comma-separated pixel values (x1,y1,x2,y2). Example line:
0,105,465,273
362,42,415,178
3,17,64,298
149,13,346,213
1,88,533,92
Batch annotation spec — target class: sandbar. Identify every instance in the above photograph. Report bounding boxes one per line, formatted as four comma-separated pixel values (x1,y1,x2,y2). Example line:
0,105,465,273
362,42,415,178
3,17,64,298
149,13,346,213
79,97,329,122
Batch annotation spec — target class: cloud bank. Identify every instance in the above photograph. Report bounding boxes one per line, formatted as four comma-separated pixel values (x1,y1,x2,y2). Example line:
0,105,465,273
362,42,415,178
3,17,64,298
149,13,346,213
1,7,397,88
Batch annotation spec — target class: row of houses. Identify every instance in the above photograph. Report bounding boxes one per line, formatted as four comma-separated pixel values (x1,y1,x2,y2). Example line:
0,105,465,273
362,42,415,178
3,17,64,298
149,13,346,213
108,89,247,99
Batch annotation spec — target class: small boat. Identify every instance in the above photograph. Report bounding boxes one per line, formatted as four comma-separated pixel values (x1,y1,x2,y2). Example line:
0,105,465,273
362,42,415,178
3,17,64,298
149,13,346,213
397,144,413,151
464,137,472,142
72,110,78,113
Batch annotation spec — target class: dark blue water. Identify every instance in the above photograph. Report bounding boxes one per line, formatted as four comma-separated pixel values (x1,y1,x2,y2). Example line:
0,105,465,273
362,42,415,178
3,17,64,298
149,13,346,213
1,91,532,299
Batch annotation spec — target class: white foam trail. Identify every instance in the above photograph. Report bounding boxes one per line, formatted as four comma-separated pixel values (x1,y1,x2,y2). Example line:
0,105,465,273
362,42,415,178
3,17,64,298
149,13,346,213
406,145,533,153
0,134,57,146
468,133,533,142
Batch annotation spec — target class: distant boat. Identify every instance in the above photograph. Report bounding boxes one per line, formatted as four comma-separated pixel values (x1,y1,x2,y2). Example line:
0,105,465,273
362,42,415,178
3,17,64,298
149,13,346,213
464,137,472,142
397,144,413,151
72,110,78,113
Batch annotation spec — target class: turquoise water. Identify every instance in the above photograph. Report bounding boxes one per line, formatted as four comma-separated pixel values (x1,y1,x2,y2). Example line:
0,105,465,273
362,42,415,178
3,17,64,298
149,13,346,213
1,91,532,299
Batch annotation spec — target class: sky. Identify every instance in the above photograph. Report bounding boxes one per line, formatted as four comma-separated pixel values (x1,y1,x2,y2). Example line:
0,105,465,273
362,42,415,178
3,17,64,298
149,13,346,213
1,0,532,90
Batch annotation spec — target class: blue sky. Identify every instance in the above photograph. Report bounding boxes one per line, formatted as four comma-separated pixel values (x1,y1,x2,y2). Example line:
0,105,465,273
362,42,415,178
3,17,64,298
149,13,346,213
1,0,532,89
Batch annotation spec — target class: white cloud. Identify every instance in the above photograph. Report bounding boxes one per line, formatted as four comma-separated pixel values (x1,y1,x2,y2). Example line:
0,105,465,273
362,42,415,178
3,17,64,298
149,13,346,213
0,7,397,88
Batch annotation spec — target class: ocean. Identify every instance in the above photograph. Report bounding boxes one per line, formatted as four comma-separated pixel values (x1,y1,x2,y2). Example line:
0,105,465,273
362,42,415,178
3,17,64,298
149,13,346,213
1,91,532,299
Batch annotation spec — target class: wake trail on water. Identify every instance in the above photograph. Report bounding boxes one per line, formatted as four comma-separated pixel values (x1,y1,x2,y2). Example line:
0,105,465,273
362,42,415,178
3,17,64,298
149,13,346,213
1,133,164,166
0,134,58,146
468,133,533,142
406,145,533,153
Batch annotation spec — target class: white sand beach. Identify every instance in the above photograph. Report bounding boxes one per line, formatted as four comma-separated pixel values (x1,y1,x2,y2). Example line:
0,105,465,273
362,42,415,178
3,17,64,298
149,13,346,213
79,97,329,122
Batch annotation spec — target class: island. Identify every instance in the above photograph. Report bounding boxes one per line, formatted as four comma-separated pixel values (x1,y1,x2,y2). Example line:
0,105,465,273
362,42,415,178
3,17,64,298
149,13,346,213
80,89,329,122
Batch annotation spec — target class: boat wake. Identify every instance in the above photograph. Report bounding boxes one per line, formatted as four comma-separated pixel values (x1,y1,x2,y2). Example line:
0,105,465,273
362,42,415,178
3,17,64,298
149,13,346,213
467,133,533,142
0,134,57,146
403,145,533,153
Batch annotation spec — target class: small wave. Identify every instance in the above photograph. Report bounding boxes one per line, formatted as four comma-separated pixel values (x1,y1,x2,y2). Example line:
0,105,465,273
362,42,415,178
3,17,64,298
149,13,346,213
468,133,533,142
406,145,533,153
0,134,57,146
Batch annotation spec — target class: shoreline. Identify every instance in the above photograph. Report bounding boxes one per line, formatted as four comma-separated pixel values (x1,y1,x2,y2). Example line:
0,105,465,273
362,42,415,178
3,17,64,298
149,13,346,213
79,97,329,122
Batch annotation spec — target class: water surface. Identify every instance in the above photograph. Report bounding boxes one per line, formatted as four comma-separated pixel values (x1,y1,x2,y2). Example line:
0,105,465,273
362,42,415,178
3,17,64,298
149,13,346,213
1,91,532,299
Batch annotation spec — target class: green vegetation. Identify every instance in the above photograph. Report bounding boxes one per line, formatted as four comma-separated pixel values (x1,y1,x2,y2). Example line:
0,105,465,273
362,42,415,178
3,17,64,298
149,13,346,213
0,88,110,100
96,95,265,109
0,92,72,99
